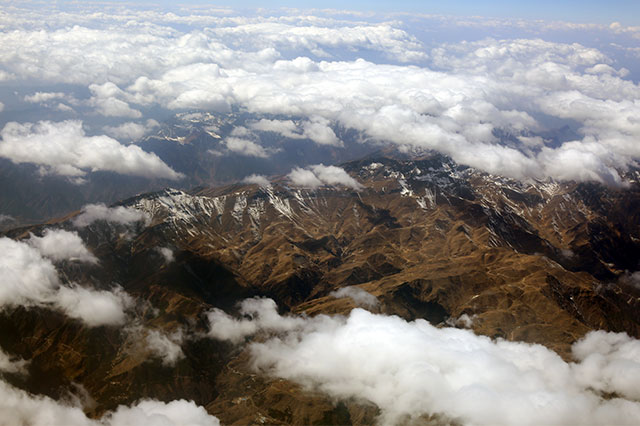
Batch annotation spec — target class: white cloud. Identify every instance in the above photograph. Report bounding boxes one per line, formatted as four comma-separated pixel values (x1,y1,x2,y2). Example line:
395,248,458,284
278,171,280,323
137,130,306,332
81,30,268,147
242,174,271,187
329,287,378,308
224,137,270,158
207,298,306,344
248,117,340,146
0,349,28,375
0,237,62,309
0,237,132,327
208,298,640,425
156,247,175,263
248,118,300,137
287,167,323,188
56,103,74,112
445,313,476,328
301,116,341,146
0,379,220,426
72,204,150,228
24,92,67,104
310,164,363,190
55,285,133,327
0,121,182,180
144,328,185,366
107,399,220,426
287,164,362,190
572,330,640,400
1,8,640,184
28,229,98,264
103,120,159,141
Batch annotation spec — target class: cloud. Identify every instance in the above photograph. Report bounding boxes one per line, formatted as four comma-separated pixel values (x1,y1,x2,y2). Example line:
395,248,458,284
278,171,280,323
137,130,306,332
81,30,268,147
329,287,378,308
248,118,300,137
207,298,306,344
1,7,640,185
242,174,271,187
24,92,67,104
224,137,270,158
301,116,341,146
103,120,159,141
72,203,150,228
156,247,175,263
0,215,15,224
310,164,363,189
0,349,28,375
445,313,476,328
0,236,132,327
106,399,220,426
0,236,63,309
287,167,323,189
0,121,182,181
144,328,185,366
208,298,640,425
572,330,640,400
55,285,133,327
248,117,341,146
0,379,219,426
89,83,142,118
28,229,98,264
287,164,362,190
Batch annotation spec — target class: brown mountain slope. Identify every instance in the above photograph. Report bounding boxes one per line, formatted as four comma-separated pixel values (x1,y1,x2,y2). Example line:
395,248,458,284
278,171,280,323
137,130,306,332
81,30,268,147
2,154,640,424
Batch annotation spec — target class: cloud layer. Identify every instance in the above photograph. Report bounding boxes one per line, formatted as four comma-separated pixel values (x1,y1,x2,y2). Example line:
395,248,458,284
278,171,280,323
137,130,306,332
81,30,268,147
208,298,640,425
0,121,181,181
0,236,132,327
1,6,639,184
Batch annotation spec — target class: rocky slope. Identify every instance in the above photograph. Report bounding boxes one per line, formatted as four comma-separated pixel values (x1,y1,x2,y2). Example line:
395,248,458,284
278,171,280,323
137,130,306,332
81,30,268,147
2,153,640,424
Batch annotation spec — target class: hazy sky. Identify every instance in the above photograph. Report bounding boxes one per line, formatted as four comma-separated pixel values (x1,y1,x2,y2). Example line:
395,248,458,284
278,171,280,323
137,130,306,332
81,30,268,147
54,0,640,25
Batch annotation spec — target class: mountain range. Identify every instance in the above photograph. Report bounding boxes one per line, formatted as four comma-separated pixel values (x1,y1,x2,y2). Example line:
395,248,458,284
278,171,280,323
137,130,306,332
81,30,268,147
2,150,640,424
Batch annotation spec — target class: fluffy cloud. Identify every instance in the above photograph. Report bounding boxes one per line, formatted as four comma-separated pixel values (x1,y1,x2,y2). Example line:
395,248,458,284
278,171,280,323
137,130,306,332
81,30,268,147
287,167,323,189
0,349,28,375
329,287,378,308
106,399,219,426
28,229,98,264
224,137,270,158
572,331,640,400
207,298,306,344
310,164,363,189
0,236,132,327
89,83,142,118
288,164,362,190
55,285,133,327
144,328,185,366
208,298,640,425
0,121,182,180
23,91,71,105
0,379,219,426
72,203,150,228
1,7,640,185
248,117,341,146
103,120,159,141
156,247,175,263
242,174,271,187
